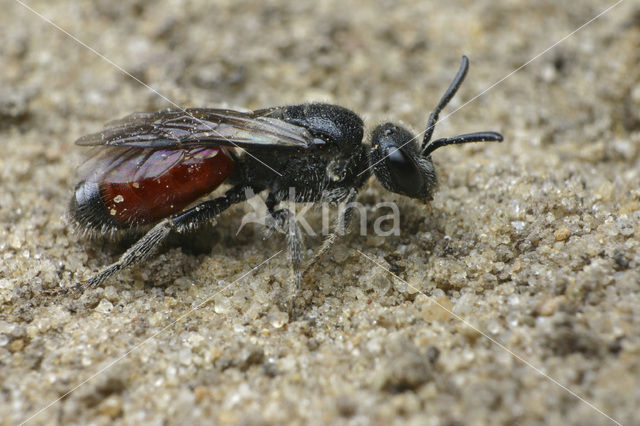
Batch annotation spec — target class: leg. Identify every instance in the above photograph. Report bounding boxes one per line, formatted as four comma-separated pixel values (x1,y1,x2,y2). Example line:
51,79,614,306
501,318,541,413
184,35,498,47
266,193,305,290
303,188,358,278
78,185,253,291
421,55,469,153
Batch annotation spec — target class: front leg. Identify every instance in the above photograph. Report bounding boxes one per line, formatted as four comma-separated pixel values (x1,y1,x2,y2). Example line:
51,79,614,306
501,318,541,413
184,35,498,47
303,188,358,279
76,185,254,292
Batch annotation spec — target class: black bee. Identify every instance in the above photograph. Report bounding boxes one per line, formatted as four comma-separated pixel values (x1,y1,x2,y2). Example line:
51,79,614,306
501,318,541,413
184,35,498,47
70,55,502,293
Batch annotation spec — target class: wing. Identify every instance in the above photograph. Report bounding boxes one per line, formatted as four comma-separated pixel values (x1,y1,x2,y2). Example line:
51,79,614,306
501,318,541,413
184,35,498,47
75,108,317,150
77,146,186,183
77,145,230,183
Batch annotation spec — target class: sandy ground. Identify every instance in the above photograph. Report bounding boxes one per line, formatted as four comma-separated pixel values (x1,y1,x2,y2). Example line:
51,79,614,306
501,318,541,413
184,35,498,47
1,0,639,425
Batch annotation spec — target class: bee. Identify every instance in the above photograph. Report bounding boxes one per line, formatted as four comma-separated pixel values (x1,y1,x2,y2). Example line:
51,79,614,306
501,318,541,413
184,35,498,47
70,55,502,293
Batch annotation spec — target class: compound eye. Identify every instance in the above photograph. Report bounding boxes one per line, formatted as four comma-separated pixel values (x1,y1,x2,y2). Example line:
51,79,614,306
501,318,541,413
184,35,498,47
372,122,434,199
386,146,420,185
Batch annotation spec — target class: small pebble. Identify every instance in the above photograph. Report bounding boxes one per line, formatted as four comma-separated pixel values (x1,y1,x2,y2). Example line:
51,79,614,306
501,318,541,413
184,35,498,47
95,299,114,314
554,227,571,241
8,339,24,353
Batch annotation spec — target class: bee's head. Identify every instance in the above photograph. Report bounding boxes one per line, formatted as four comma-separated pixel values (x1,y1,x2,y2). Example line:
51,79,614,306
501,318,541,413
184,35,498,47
369,55,503,202
370,123,437,201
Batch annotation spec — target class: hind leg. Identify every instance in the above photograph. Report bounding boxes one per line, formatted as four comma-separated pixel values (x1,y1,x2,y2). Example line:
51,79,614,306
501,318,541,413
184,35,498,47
75,185,254,292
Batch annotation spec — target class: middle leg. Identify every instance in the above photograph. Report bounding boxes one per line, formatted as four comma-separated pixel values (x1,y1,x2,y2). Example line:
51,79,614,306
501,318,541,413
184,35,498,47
266,193,305,291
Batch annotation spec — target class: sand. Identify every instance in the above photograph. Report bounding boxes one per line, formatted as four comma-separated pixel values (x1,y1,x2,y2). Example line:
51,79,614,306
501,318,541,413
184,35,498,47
1,0,639,424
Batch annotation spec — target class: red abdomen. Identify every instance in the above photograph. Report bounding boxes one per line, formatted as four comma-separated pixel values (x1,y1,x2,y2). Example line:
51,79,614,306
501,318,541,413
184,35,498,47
71,147,235,230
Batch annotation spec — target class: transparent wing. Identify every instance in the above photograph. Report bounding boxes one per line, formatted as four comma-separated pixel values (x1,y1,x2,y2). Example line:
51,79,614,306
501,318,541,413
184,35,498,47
75,108,315,149
78,146,180,183
77,146,226,183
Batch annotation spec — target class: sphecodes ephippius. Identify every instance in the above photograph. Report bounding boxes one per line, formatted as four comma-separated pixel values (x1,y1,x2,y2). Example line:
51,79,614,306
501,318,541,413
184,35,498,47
69,55,503,305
